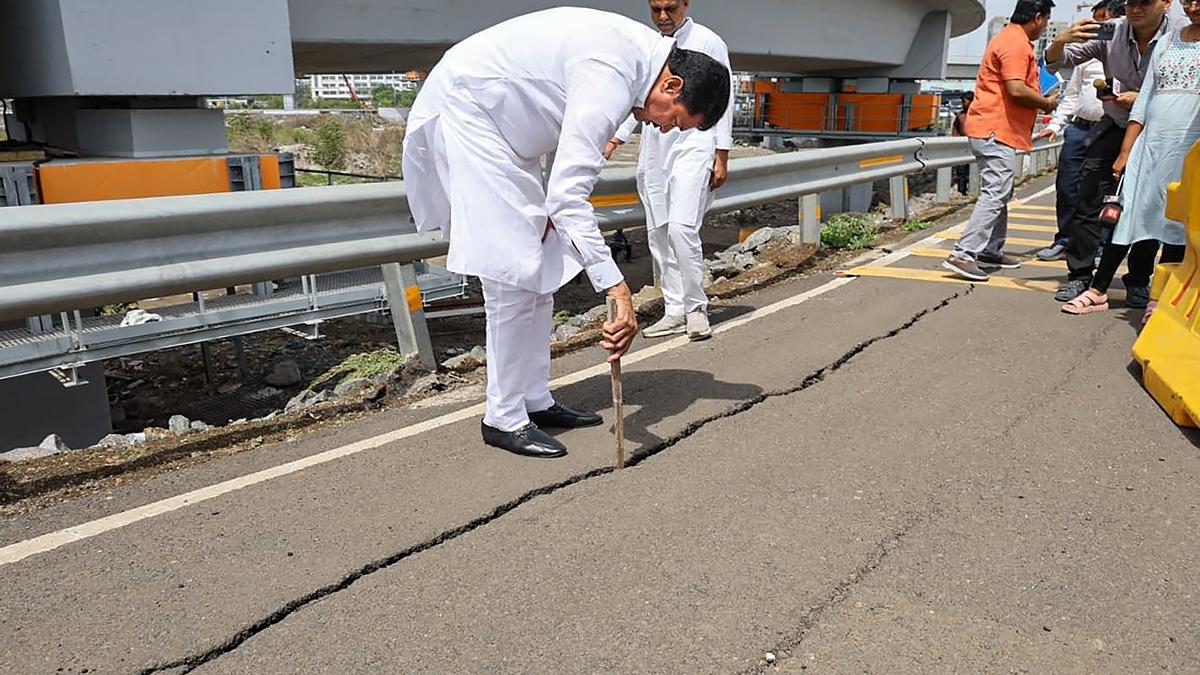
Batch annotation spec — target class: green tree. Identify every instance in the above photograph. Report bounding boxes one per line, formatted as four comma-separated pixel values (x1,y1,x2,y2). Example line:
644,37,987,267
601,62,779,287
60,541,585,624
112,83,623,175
311,117,347,170
296,82,315,109
371,84,397,108
395,88,417,108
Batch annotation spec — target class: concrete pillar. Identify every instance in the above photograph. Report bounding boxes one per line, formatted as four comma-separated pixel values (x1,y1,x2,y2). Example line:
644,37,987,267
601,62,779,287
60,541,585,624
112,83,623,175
0,365,111,452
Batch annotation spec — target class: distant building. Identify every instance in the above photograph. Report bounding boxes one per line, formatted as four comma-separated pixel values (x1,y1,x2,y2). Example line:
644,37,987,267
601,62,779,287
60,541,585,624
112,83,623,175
988,16,1066,61
308,73,419,101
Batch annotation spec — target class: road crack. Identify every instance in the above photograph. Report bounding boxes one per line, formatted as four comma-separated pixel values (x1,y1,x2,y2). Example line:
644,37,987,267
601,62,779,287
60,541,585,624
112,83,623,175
139,287,971,674
738,506,938,674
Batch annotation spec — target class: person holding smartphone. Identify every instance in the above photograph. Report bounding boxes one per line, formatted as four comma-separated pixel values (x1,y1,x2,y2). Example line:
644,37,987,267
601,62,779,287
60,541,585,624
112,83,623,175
1033,1,1112,262
1045,0,1183,306
1062,0,1200,318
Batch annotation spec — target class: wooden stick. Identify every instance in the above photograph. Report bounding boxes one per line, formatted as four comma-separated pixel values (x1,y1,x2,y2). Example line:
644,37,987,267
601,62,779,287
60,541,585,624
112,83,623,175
607,297,625,470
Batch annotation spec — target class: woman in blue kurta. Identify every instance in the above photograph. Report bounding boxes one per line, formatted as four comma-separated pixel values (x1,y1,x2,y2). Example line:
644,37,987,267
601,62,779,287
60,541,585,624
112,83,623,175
1062,9,1200,319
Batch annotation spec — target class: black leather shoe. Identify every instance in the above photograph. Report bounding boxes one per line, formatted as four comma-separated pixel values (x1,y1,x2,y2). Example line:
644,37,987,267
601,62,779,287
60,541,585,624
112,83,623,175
481,422,567,458
528,404,603,429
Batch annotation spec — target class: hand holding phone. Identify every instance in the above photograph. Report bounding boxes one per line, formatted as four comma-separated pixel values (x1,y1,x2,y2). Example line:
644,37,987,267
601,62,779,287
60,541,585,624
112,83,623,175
1061,19,1102,44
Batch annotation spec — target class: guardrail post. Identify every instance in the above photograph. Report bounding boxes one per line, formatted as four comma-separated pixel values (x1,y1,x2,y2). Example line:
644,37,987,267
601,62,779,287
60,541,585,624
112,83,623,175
382,262,436,370
968,162,981,196
889,176,908,221
799,194,821,245
936,167,952,203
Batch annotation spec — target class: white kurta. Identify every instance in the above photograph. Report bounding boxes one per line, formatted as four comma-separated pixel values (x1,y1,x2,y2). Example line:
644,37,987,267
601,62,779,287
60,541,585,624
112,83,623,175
402,8,677,432
403,7,675,295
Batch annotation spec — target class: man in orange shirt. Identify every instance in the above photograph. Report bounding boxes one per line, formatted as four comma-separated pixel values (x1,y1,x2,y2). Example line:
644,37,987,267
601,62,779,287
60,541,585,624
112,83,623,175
944,0,1060,281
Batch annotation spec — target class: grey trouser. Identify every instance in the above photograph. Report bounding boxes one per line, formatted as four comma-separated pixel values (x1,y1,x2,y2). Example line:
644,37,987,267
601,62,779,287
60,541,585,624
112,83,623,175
953,135,1015,260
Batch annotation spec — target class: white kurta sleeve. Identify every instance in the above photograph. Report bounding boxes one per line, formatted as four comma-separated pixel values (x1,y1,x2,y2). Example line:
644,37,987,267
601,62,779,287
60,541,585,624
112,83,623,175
1047,68,1082,136
546,60,634,291
614,114,639,144
710,38,735,151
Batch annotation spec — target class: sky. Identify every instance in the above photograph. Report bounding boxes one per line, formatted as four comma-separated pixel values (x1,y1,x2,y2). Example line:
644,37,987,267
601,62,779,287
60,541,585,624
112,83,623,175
948,0,1095,63
950,0,1189,63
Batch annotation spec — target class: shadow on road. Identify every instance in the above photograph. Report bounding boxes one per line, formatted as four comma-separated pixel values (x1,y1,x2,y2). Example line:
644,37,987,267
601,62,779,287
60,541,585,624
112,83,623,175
550,368,765,453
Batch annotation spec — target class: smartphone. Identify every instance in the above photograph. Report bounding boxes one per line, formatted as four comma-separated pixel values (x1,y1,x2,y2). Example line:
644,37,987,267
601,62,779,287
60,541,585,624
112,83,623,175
1095,22,1116,41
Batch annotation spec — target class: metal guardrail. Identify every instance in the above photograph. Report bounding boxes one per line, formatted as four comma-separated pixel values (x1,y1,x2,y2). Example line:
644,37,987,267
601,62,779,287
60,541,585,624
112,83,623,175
0,136,1062,378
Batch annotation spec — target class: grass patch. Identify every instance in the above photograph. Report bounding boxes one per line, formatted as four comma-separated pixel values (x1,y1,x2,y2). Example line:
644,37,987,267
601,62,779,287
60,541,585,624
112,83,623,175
553,309,575,326
309,348,406,390
902,219,933,233
820,214,877,250
99,302,137,316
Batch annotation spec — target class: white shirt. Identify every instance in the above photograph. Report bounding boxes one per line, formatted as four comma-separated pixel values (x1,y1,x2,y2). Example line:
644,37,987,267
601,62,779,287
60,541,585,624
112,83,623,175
404,8,674,291
1046,59,1106,136
611,17,735,228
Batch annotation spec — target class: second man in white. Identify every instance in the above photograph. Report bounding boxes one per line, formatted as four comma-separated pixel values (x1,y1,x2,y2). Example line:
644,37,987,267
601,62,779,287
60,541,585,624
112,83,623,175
605,0,735,342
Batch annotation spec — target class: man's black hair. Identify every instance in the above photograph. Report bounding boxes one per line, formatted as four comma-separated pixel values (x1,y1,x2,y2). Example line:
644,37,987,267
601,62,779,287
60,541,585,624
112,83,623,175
1011,0,1056,24
666,46,731,131
962,91,975,101
1092,0,1109,12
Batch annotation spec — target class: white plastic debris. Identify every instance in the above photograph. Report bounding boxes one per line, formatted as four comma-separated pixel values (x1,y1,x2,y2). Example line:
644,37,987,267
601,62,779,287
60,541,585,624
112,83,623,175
120,309,163,327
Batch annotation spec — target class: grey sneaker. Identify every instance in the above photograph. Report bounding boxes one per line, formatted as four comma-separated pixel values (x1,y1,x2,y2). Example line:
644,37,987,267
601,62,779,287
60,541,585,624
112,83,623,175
686,310,712,341
976,252,1023,269
1125,285,1151,309
942,254,990,282
1054,279,1090,302
1036,243,1067,261
642,314,686,338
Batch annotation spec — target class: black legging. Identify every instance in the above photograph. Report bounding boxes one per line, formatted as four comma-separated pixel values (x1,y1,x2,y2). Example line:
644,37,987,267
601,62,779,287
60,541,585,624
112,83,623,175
1091,239,1186,293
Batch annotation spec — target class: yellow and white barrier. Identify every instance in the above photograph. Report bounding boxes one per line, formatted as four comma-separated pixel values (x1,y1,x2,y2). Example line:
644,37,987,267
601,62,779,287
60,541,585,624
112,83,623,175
1132,140,1200,427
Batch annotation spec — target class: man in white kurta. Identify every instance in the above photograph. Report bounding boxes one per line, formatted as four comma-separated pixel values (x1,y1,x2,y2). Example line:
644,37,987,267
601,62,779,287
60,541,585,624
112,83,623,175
605,1,736,342
403,7,731,459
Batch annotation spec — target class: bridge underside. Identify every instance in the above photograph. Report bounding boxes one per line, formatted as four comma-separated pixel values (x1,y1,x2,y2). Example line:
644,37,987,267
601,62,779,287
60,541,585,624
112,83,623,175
288,0,986,78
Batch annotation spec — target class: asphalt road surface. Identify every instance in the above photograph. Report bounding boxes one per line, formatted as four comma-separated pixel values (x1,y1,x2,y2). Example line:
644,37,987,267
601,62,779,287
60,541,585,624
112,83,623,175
2,176,1197,674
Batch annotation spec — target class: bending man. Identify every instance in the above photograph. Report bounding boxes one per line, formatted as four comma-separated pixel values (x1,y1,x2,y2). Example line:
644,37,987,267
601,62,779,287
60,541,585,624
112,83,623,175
605,0,735,342
403,8,731,459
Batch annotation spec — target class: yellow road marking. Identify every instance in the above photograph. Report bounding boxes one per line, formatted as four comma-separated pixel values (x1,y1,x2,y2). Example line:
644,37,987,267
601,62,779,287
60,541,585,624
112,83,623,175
904,247,1127,273
1007,223,1058,234
934,231,1046,247
1007,212,1058,222
1011,205,1055,212
845,266,1059,293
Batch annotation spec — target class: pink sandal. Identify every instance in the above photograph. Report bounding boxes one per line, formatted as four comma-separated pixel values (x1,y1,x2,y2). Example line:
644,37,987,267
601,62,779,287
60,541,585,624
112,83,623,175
1141,300,1158,325
1062,289,1109,315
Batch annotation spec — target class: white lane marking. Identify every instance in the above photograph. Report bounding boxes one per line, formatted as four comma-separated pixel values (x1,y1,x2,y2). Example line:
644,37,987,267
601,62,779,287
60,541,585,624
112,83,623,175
0,277,857,567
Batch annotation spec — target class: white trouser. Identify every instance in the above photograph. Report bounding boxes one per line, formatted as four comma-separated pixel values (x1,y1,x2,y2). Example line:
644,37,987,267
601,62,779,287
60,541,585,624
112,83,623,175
648,223,708,316
481,278,556,432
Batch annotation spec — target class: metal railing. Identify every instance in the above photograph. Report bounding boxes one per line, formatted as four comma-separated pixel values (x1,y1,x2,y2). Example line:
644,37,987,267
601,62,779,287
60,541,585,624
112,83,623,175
0,136,1062,375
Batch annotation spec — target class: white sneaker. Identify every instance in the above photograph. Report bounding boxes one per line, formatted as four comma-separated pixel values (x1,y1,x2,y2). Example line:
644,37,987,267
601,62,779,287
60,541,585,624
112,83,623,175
642,314,687,338
686,311,712,341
